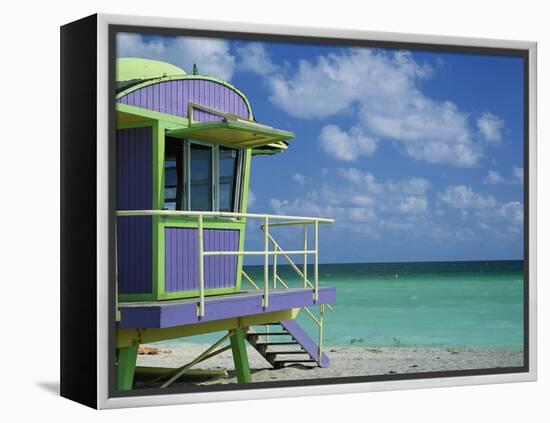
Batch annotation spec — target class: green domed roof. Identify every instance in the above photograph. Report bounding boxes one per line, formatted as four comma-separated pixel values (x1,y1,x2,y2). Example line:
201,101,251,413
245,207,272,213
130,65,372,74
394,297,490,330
116,58,186,82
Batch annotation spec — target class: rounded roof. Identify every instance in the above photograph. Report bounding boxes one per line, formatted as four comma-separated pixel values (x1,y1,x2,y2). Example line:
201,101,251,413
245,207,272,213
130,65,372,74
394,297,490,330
116,58,186,82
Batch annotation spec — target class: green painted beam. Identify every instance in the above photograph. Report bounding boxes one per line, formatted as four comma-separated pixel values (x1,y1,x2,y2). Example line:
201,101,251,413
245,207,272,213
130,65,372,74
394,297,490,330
116,345,138,391
229,328,251,383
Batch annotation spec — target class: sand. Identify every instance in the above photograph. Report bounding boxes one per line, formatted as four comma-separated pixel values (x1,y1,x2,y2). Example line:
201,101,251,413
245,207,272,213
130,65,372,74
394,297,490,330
134,343,523,388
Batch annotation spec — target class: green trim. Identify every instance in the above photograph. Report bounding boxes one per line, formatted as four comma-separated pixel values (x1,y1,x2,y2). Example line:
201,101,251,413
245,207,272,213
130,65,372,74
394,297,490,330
152,122,165,300
117,308,299,347
240,149,252,215
234,149,252,291
229,328,251,383
118,293,156,302
158,286,239,301
118,286,240,303
116,344,138,391
116,103,188,130
117,58,186,82
116,74,254,120
116,121,156,130
163,217,245,229
166,121,294,149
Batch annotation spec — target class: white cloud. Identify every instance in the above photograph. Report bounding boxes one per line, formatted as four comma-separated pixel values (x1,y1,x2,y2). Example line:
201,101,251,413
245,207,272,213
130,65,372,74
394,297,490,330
292,173,306,186
455,228,477,241
437,185,523,239
500,202,524,225
386,177,432,195
484,170,505,185
270,168,522,244
268,49,431,119
475,201,523,226
337,168,384,194
482,167,524,185
319,125,377,161
477,112,505,144
439,185,497,209
513,166,524,183
117,33,236,81
398,196,428,214
235,43,279,76
270,168,431,240
247,189,256,207
265,48,485,167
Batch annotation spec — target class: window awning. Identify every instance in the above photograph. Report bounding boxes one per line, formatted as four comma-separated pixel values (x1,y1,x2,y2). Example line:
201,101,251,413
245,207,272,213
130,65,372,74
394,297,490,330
166,118,295,151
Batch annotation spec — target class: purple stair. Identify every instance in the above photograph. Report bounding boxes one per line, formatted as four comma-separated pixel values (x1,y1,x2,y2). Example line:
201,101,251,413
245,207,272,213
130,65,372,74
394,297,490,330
246,319,329,368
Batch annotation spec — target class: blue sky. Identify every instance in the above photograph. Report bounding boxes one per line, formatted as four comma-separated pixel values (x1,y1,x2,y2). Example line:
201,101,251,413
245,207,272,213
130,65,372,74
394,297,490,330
117,33,525,263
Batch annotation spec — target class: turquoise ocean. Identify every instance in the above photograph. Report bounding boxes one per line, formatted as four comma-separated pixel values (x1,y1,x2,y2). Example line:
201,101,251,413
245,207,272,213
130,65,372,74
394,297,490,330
170,260,524,350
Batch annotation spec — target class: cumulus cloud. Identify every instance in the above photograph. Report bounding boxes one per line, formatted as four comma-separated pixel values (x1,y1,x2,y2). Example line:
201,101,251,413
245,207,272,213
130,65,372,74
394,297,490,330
483,166,524,185
439,185,497,209
477,112,505,144
484,170,505,185
319,125,377,161
269,168,432,241
337,168,384,194
398,196,428,214
270,168,522,243
265,48,488,167
438,185,523,240
247,189,256,207
474,201,524,226
513,166,524,183
117,33,236,81
268,49,432,119
235,42,279,76
292,173,306,185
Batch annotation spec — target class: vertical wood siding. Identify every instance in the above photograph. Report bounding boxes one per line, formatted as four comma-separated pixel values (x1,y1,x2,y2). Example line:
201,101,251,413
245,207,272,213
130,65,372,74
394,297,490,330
116,127,153,294
118,79,250,121
165,228,239,292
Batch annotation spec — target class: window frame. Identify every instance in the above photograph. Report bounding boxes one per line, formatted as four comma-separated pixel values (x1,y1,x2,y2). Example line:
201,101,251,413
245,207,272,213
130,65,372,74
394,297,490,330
164,137,243,213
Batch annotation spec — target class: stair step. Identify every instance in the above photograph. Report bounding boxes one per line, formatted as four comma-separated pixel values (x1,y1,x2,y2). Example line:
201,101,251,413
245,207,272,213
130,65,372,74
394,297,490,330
247,332,289,336
273,359,317,363
254,341,298,346
266,350,308,355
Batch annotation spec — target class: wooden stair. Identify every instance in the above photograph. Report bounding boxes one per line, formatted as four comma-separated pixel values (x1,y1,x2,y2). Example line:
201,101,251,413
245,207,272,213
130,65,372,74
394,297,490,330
245,320,329,369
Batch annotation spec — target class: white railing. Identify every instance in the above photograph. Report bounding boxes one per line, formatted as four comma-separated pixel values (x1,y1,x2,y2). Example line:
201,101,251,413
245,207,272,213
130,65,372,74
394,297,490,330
116,210,334,318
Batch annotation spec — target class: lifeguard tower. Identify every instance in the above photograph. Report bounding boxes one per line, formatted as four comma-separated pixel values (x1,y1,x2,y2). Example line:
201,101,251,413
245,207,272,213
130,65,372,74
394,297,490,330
115,58,336,390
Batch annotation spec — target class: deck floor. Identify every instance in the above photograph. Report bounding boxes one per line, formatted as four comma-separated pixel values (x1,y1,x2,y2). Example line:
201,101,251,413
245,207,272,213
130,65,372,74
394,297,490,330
118,287,335,329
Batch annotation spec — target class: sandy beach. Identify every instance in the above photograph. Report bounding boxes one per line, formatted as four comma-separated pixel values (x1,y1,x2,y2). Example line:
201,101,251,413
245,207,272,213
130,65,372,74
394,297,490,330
134,343,523,388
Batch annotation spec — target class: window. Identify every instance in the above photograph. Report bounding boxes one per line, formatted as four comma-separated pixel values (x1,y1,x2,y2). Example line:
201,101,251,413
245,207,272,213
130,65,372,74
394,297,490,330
190,143,213,211
219,147,238,212
163,137,242,212
164,139,185,210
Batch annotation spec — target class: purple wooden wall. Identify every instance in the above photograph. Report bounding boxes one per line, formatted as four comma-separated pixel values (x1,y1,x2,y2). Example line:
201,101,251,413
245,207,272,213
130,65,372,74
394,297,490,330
118,79,250,122
165,228,239,293
117,126,153,295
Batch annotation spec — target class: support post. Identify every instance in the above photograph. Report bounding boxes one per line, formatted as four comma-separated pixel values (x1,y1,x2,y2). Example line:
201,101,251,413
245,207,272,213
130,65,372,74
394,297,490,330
318,304,325,366
229,328,251,383
263,217,269,308
314,220,319,302
273,246,278,289
303,223,308,288
116,344,138,391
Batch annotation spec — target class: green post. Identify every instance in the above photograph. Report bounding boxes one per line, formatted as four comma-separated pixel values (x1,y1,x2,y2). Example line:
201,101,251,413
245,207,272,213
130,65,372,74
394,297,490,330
229,328,251,383
116,344,138,390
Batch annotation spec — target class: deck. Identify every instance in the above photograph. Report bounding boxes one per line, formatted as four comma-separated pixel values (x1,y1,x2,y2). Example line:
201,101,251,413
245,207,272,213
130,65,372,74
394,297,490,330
118,287,335,329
